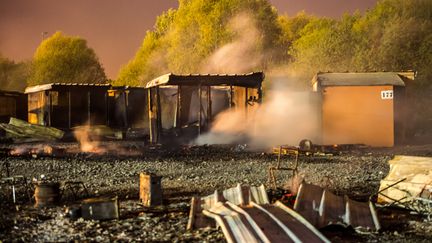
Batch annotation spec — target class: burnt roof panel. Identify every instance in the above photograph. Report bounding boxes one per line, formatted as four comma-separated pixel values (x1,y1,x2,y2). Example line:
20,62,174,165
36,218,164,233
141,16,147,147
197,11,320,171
25,83,111,93
145,72,264,89
314,72,406,87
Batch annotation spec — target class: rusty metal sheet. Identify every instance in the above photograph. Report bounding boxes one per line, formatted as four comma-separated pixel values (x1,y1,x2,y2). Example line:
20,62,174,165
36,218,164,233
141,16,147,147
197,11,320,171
203,201,329,243
294,183,380,231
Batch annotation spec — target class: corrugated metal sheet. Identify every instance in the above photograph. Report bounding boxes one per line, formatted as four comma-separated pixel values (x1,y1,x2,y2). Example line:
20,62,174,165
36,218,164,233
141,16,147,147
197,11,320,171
25,83,111,93
202,201,330,243
313,72,406,87
145,72,264,89
294,183,380,231
188,184,270,230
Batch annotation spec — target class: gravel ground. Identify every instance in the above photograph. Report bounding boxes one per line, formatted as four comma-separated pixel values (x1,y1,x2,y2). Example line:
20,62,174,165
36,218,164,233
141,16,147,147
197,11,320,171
1,143,431,242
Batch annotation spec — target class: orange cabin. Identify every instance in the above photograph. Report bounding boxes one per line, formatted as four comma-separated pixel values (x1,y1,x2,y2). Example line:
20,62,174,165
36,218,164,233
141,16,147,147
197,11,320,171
312,72,413,147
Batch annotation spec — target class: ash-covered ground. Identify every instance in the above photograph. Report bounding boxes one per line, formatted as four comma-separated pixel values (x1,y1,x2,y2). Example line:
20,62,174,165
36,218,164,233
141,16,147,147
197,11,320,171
1,142,432,242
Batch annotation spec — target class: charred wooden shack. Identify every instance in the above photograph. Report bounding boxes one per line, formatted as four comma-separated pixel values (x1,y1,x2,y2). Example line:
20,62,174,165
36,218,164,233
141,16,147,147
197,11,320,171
107,86,148,132
145,72,264,144
25,83,111,129
0,90,27,123
313,72,413,147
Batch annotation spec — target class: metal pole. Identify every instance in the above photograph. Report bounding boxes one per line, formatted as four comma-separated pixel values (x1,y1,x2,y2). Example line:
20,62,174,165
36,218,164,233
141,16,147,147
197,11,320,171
229,85,233,108
147,89,154,143
156,87,162,142
87,91,91,125
198,84,202,134
68,91,71,129
105,90,109,126
245,87,248,118
12,185,16,204
207,86,212,127
124,90,128,128
175,86,181,128
48,92,52,126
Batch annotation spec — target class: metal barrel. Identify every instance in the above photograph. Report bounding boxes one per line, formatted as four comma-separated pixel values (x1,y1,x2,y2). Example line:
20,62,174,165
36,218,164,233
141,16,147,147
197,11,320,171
34,182,61,207
81,197,119,220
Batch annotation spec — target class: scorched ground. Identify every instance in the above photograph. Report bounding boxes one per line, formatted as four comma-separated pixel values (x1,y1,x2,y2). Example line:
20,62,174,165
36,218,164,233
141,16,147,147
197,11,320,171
1,142,432,242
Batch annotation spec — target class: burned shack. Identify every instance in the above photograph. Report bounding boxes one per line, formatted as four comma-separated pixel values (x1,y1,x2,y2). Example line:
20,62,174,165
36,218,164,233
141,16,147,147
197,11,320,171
107,86,148,132
145,72,264,143
25,83,111,129
0,90,27,123
313,72,413,147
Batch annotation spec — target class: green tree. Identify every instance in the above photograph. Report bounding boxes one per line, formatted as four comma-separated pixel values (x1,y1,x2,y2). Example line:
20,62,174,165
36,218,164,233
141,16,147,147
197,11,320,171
29,32,106,86
277,11,315,61
116,0,283,86
0,54,29,91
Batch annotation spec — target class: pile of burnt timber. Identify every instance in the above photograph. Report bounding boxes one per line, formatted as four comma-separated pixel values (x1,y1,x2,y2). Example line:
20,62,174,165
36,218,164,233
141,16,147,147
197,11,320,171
0,118,64,142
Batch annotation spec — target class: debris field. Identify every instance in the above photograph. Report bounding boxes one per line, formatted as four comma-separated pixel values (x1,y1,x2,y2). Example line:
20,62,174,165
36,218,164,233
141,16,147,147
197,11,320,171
1,142,432,242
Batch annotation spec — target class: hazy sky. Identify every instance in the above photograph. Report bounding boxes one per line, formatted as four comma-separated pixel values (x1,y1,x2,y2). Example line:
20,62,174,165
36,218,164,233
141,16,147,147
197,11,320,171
0,0,377,79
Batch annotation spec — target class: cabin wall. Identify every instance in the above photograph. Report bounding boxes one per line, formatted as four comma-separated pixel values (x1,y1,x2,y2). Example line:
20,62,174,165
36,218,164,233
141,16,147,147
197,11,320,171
321,85,395,147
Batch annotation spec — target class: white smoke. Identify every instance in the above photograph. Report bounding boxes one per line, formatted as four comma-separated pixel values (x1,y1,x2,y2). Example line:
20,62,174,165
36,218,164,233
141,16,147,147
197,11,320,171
195,75,319,148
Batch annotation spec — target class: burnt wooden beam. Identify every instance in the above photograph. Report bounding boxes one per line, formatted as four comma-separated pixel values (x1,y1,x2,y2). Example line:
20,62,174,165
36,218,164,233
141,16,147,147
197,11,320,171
207,86,212,127
156,87,162,143
198,84,202,135
68,91,71,129
87,91,91,126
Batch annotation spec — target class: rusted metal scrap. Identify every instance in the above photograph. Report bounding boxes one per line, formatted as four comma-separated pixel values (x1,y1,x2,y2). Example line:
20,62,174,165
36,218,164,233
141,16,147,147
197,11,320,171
269,145,299,189
81,197,119,220
139,172,163,207
34,181,61,207
294,183,380,232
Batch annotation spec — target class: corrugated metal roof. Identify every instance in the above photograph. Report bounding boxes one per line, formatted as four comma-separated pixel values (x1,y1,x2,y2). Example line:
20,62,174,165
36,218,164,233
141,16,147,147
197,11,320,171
145,72,264,89
0,90,25,96
313,72,406,87
202,201,330,243
25,83,111,93
294,183,380,232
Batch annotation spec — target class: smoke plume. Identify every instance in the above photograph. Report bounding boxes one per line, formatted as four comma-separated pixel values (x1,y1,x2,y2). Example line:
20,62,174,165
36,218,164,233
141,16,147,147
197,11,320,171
201,12,263,73
195,75,319,148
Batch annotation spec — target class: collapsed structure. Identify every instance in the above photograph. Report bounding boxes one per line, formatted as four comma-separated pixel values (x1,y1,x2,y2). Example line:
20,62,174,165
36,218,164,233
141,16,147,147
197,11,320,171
144,72,264,143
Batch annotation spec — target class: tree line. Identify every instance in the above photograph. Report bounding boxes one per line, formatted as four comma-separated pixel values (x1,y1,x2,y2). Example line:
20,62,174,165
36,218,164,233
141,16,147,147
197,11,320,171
0,0,431,101
1,0,431,89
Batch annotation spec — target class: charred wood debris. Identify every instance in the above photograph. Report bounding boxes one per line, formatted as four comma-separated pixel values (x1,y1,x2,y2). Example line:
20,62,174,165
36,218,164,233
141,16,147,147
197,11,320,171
0,137,432,242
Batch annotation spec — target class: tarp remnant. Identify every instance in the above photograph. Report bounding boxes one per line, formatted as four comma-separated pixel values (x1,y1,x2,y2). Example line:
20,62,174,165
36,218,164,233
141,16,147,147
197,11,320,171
378,156,432,215
294,183,380,232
